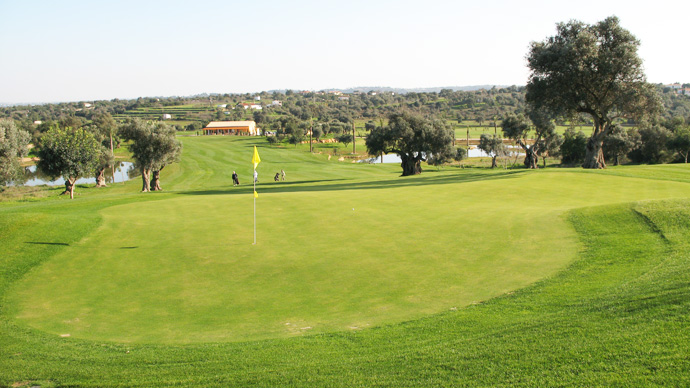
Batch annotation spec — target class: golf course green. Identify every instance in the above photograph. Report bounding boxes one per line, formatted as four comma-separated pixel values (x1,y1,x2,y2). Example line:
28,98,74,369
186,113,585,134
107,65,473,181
1,136,689,386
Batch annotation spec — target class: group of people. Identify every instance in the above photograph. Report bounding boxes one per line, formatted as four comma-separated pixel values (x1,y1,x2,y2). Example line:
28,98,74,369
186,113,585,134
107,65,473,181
231,169,285,186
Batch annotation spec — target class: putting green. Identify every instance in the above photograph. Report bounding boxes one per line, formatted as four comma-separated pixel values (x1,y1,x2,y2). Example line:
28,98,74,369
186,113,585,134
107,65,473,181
8,167,689,344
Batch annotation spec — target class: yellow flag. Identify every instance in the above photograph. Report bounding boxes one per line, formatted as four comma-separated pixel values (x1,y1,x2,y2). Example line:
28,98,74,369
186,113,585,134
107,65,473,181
254,190,259,198
252,146,261,170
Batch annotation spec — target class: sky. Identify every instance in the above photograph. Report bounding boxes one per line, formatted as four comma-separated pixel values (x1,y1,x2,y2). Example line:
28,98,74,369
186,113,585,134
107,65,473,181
0,0,688,104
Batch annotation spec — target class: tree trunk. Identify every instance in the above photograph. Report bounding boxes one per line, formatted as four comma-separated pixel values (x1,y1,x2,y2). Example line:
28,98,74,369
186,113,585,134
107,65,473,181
61,178,76,198
141,168,151,192
69,178,75,199
583,135,606,169
490,155,497,168
95,167,107,187
523,147,538,169
150,169,162,191
400,154,422,176
583,119,608,169
61,177,76,199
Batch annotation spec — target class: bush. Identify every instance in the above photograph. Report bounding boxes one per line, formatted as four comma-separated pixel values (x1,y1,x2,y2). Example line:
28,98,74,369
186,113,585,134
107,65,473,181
560,128,587,165
628,125,672,164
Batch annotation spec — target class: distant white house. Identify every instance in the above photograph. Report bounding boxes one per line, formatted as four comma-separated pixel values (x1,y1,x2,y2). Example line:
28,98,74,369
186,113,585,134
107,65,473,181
239,103,263,110
254,96,261,101
33,120,42,125
162,114,172,120
269,100,282,107
83,103,92,108
338,96,349,101
217,104,227,108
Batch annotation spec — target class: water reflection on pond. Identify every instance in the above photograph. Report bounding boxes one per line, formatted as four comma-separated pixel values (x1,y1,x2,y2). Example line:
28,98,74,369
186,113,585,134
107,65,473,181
359,147,525,164
16,161,134,186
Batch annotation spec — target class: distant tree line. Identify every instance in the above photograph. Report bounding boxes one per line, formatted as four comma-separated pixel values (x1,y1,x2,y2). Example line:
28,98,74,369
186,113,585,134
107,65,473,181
3,14,690,180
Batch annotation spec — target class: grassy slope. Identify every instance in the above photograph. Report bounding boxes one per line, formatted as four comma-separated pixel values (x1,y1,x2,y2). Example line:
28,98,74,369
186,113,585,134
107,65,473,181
1,137,689,386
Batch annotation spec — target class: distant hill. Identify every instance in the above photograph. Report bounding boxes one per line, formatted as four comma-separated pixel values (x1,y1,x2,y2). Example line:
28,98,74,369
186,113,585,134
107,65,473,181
264,85,514,95
340,85,512,94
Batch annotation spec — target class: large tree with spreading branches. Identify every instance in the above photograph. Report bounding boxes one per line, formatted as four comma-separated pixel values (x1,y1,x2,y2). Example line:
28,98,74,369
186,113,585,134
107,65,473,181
36,126,100,199
365,112,454,176
526,16,660,169
121,119,181,192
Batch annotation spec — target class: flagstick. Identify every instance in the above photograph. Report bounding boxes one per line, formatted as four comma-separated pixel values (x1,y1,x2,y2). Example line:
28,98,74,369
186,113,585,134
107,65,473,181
253,169,256,245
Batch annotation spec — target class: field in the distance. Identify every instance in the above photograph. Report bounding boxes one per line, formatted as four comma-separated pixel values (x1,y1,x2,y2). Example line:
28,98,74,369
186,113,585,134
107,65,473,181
1,136,689,386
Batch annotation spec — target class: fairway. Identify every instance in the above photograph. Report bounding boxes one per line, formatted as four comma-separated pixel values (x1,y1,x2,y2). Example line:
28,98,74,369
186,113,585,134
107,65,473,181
6,137,690,344
2,136,690,386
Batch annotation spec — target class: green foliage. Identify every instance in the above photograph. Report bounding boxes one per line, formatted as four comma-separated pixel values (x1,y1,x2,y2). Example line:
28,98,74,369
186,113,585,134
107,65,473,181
667,125,690,163
122,119,182,172
454,146,467,161
526,16,661,168
121,119,181,191
500,113,530,141
0,119,31,185
560,128,588,165
265,135,278,145
36,126,100,183
311,125,323,141
603,125,641,165
365,112,454,175
478,133,505,168
628,124,673,164
336,133,353,146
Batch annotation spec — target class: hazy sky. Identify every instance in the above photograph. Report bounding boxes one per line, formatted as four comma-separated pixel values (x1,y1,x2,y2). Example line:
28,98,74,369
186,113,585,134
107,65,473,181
1,0,687,103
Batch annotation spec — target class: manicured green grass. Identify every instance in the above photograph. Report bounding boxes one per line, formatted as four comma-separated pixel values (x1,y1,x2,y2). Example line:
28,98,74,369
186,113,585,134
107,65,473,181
1,136,689,386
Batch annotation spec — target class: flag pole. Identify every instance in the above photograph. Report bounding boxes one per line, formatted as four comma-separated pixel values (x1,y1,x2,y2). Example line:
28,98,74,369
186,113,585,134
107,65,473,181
251,146,261,245
253,168,256,245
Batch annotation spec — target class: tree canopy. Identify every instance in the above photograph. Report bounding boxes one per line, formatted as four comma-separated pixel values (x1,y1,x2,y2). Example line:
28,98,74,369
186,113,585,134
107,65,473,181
501,109,558,169
365,112,454,176
0,119,31,186
478,134,505,169
526,16,661,168
121,119,182,192
36,126,100,198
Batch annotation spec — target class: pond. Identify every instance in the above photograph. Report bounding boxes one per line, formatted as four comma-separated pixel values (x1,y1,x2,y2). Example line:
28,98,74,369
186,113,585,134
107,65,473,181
359,147,525,164
12,161,135,187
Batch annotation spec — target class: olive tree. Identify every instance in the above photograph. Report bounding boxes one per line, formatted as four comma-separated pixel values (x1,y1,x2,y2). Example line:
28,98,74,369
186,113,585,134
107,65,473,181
526,16,661,168
88,113,119,187
36,126,100,199
0,119,31,186
121,119,181,192
478,133,505,169
365,112,454,176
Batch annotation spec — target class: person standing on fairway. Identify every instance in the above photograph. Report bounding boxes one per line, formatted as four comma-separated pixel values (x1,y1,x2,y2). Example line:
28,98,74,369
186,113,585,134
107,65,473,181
232,171,239,186
281,169,286,181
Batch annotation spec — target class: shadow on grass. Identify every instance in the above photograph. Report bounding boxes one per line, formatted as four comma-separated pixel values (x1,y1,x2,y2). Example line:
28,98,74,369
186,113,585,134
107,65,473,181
25,241,70,246
176,169,526,196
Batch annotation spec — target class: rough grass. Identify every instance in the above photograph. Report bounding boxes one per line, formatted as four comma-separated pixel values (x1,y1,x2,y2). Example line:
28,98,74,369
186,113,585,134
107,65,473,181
1,136,689,386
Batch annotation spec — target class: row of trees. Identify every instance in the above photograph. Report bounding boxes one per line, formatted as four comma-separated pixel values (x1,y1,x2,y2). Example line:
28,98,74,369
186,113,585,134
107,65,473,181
364,16,687,175
1,113,181,198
